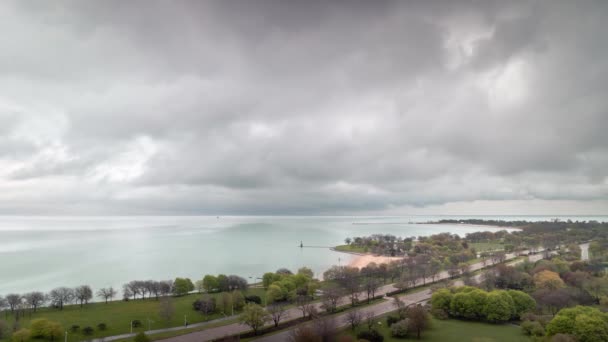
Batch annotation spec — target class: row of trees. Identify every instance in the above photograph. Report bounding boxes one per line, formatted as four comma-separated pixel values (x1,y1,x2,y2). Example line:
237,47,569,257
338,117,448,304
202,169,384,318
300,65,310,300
431,286,536,323
195,274,248,294
0,285,97,315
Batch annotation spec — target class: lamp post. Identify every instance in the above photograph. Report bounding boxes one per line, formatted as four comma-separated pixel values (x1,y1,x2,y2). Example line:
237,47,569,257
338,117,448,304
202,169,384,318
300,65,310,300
64,331,67,342
184,314,187,327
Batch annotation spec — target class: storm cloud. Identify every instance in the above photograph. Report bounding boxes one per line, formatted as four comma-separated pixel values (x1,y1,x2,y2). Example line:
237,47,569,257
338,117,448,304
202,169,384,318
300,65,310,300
0,0,607,215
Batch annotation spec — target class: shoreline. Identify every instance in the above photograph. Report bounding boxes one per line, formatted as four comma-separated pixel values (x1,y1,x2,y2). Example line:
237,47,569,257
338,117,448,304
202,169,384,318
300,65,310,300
330,247,402,268
418,222,522,230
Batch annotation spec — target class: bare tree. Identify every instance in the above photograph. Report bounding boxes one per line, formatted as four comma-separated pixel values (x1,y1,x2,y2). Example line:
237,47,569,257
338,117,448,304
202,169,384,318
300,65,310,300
344,308,362,330
159,297,175,324
365,311,376,331
267,303,288,327
5,294,21,313
321,285,342,313
23,292,45,312
159,280,173,297
49,287,74,310
392,296,408,320
96,287,117,304
363,278,382,303
296,295,314,319
74,285,93,307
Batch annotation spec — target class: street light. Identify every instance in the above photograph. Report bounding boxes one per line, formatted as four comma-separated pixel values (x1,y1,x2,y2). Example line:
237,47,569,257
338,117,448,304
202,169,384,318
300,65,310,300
64,331,67,342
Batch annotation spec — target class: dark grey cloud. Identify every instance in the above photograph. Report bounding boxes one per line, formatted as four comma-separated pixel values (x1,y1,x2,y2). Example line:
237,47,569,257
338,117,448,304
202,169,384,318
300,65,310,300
0,0,607,215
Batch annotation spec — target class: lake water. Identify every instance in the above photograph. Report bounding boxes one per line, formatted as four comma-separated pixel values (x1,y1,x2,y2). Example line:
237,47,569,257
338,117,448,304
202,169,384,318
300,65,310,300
1,215,606,295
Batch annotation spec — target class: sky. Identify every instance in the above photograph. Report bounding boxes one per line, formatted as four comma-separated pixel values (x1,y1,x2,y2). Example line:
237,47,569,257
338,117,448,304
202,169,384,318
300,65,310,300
0,0,607,215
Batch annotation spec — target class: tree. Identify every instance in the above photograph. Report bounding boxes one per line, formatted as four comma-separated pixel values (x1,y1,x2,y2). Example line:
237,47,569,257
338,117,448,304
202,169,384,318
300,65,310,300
23,292,45,312
173,278,194,296
546,306,608,342
267,303,287,327
297,267,314,278
239,303,269,335
202,275,219,293
534,288,573,316
296,295,314,319
583,277,608,302
534,270,565,290
159,297,175,324
430,289,452,313
232,291,245,310
97,287,117,304
506,290,536,319
344,308,362,330
220,292,233,315
74,285,93,307
11,329,30,342
393,297,408,320
217,274,229,292
483,291,515,323
407,304,430,339
321,285,342,313
5,294,21,313
48,287,74,310
363,277,382,303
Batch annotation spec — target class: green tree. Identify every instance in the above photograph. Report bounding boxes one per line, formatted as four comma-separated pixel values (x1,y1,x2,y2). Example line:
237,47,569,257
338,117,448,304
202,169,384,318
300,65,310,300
574,314,608,342
173,278,194,296
431,289,453,313
239,303,269,335
202,275,219,293
483,291,515,323
297,267,314,278
547,306,608,342
232,291,245,310
507,290,536,319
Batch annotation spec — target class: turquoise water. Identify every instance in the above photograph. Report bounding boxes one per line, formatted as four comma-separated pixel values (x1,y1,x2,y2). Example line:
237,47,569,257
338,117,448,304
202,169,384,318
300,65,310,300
0,215,605,295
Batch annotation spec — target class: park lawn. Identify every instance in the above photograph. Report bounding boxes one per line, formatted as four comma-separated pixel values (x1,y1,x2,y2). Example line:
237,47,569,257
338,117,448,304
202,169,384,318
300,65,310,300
334,245,368,253
343,317,530,342
0,288,266,342
471,242,504,252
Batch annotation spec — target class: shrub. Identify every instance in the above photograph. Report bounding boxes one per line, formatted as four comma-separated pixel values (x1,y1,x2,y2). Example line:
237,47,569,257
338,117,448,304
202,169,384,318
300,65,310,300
357,329,384,342
97,323,107,331
70,325,80,332
11,329,31,342
82,326,94,335
522,320,545,336
431,308,449,320
132,320,142,328
386,315,400,327
245,295,262,304
390,319,409,338
134,332,150,342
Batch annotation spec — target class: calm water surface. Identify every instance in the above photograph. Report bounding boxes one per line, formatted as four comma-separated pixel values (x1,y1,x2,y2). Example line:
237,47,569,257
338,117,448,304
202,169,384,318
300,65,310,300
0,215,605,295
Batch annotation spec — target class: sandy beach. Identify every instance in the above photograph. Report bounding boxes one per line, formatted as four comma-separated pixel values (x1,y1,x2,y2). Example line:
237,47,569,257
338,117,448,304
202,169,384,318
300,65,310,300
348,254,402,268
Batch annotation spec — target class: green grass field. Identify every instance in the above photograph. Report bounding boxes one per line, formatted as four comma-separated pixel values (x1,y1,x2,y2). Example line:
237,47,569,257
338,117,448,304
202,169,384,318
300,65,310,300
334,245,368,253
344,317,529,342
0,289,266,342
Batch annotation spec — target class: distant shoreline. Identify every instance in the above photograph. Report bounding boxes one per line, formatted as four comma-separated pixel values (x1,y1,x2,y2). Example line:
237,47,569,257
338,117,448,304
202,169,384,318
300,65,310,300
418,222,522,230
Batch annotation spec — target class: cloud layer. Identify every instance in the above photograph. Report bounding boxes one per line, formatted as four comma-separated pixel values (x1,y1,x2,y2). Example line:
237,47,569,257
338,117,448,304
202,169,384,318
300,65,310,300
1,0,607,215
